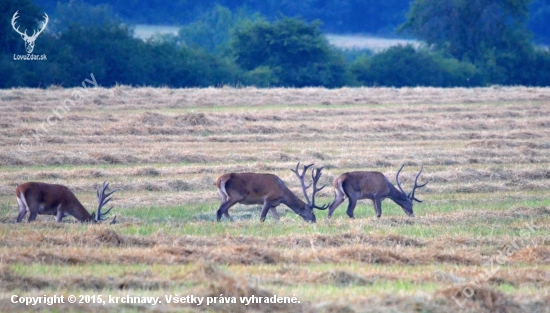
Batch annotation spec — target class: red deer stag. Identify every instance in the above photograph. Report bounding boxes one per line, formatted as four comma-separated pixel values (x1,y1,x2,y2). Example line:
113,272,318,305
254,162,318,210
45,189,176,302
216,163,328,222
15,181,116,223
327,165,427,219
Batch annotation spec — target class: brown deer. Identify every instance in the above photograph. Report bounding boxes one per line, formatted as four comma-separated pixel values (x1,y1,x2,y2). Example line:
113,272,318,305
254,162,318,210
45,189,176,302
327,165,427,219
216,163,328,222
15,181,116,223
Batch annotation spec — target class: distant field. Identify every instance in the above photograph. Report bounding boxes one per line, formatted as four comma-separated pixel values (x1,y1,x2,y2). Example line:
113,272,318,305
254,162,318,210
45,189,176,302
133,24,416,51
0,86,549,312
325,34,418,51
134,24,179,39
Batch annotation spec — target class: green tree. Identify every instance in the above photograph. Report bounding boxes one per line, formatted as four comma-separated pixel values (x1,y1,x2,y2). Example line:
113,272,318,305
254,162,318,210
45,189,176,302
230,17,348,87
400,0,532,62
177,5,257,54
50,0,119,33
399,0,550,85
528,0,550,43
1,0,243,88
57,23,238,87
350,45,483,87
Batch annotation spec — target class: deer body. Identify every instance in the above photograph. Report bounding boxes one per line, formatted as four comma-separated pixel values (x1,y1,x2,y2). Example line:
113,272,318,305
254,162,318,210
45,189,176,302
328,165,427,219
216,163,327,222
15,181,115,223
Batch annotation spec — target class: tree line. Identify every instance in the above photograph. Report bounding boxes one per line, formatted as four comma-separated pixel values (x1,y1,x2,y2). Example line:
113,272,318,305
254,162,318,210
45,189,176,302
34,0,550,43
2,0,550,88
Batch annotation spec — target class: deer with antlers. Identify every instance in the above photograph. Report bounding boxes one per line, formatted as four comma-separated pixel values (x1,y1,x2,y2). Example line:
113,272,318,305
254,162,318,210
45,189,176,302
216,163,328,222
15,181,116,223
11,11,49,54
327,165,428,219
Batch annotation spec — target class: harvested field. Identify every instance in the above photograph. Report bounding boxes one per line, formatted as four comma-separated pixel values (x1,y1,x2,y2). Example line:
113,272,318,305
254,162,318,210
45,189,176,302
0,86,549,312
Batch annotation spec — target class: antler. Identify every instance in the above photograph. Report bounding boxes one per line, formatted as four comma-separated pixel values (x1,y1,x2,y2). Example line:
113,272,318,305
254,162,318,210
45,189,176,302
95,180,116,222
409,165,428,202
310,166,328,210
291,162,313,205
11,11,27,38
395,164,407,195
291,162,328,210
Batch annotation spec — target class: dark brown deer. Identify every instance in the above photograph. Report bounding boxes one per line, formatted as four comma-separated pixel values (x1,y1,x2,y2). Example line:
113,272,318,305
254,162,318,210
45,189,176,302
15,181,115,223
216,163,328,222
327,165,427,219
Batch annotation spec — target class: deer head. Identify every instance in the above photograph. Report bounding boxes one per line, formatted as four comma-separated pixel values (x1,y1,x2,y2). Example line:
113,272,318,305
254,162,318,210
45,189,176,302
291,162,329,215
395,164,428,215
11,11,49,54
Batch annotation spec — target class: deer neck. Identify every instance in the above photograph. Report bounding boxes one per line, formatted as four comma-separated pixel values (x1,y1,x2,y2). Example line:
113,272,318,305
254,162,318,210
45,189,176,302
281,188,307,213
68,201,94,222
388,185,411,208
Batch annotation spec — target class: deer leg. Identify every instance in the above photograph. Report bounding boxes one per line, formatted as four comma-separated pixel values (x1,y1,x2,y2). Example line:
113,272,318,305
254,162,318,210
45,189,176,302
328,192,346,218
373,198,382,218
26,201,44,222
28,210,39,222
16,197,27,223
269,206,280,221
217,198,238,222
223,209,233,222
56,209,65,222
218,188,229,203
16,210,27,223
346,198,357,219
260,202,273,222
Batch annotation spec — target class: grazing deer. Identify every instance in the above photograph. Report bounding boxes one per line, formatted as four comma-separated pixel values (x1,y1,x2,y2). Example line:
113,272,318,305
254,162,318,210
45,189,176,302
327,165,427,219
216,163,328,222
15,181,116,223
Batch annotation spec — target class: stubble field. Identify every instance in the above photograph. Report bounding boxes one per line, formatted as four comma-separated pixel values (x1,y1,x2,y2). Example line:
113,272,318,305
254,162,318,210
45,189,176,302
0,86,549,312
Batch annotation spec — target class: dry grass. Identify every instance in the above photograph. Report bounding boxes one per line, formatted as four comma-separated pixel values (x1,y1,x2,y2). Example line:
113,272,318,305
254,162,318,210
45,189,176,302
0,225,547,267
1,224,549,312
1,86,550,312
436,284,521,312
1,87,550,207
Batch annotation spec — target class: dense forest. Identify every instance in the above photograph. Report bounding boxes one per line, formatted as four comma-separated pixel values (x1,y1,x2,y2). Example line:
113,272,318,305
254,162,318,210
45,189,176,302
33,0,550,43
2,0,550,88
34,0,412,35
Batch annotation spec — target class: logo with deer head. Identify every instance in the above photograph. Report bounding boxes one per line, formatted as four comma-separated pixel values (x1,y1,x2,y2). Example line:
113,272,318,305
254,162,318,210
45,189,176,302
11,11,49,54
